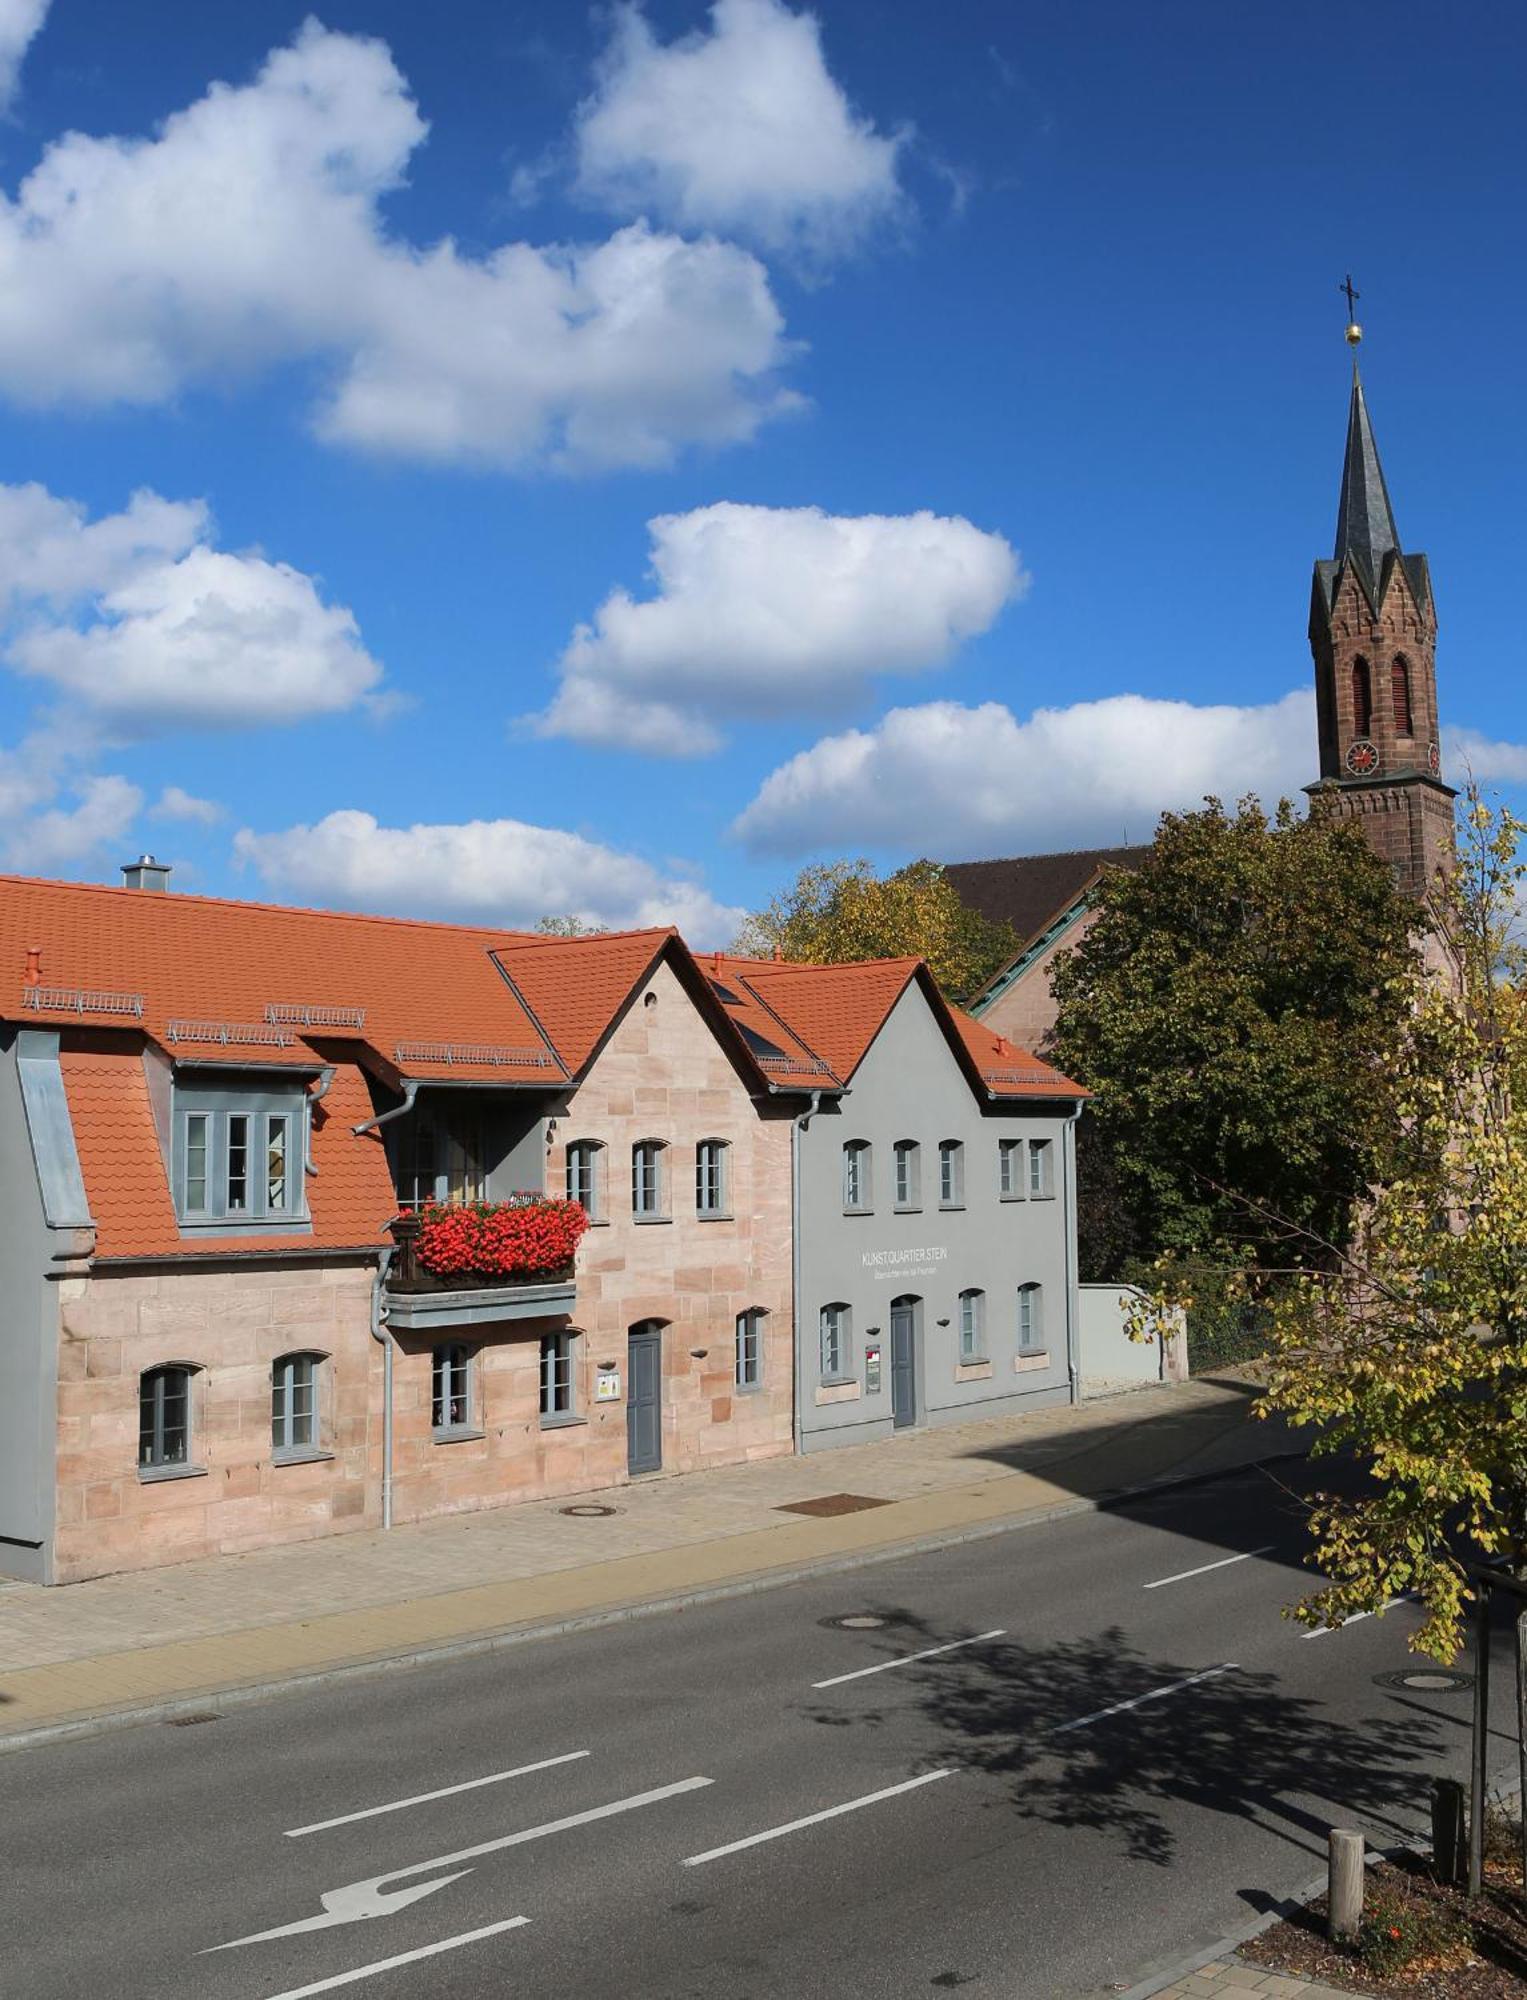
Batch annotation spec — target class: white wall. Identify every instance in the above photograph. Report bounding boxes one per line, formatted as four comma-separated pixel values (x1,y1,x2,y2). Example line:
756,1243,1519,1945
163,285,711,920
1078,1282,1186,1398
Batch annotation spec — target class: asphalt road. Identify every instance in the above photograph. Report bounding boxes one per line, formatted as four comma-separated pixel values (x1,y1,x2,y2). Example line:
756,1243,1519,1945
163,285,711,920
2,1458,1514,2000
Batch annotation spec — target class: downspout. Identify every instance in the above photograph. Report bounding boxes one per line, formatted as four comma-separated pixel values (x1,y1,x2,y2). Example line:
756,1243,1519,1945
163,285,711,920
791,1091,823,1456
352,1077,419,1137
370,1244,395,1530
305,1066,335,1176
1061,1101,1084,1406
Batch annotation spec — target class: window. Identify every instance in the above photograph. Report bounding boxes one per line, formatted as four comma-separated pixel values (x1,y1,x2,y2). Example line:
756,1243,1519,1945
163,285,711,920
939,1140,964,1207
959,1290,985,1363
1028,1138,1054,1199
1391,654,1414,736
539,1331,576,1421
1351,655,1373,737
820,1302,851,1380
1018,1283,1045,1353
998,1137,1023,1199
431,1341,475,1434
696,1139,730,1217
632,1140,667,1218
566,1140,603,1221
139,1365,193,1471
271,1352,322,1456
397,1104,485,1208
893,1140,920,1210
842,1141,872,1212
173,1082,306,1225
736,1308,765,1391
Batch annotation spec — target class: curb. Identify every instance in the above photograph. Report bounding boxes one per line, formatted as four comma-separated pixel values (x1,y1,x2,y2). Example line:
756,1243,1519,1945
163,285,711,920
0,1445,1305,1758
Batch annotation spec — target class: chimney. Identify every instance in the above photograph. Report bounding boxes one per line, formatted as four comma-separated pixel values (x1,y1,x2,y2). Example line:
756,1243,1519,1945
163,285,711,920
24,946,41,987
121,854,171,893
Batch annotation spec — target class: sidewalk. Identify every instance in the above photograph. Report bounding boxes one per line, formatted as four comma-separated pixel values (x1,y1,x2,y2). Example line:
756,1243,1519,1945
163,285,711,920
1146,1960,1345,1998
0,1372,1294,1747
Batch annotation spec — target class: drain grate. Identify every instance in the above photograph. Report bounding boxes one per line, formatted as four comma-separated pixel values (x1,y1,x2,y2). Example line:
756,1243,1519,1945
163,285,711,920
776,1493,892,1518
165,1712,222,1727
1375,1668,1474,1694
560,1503,620,1518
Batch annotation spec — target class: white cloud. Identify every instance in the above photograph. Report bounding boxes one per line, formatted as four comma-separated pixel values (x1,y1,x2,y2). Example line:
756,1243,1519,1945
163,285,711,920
234,808,744,945
573,0,904,261
0,725,142,872
151,785,224,825
1442,726,1527,785
535,502,1023,754
734,690,1318,855
0,21,798,471
0,480,385,732
0,0,48,114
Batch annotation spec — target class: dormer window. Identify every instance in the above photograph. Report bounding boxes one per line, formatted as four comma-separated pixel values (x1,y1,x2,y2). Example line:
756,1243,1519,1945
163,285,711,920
173,1078,307,1227
396,1103,485,1208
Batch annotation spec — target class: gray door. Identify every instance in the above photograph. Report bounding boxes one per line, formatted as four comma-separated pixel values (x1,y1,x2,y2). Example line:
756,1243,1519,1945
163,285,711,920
627,1324,662,1474
890,1299,917,1430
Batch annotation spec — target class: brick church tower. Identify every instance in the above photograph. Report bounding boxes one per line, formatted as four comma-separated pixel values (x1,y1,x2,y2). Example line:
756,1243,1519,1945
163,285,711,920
1306,332,1454,897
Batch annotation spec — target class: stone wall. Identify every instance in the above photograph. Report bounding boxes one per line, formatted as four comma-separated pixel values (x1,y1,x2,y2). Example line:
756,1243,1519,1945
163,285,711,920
977,907,1101,1055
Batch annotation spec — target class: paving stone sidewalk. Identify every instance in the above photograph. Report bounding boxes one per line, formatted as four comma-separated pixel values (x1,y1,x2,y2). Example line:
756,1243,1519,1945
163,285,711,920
1148,1960,1346,1997
0,1371,1289,1742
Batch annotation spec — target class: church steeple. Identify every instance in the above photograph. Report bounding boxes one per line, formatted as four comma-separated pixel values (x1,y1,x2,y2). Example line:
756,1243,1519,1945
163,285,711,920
1306,298,1453,900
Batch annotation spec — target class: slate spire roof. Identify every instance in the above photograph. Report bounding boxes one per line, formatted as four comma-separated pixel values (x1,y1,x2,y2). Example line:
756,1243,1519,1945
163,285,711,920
1334,366,1402,586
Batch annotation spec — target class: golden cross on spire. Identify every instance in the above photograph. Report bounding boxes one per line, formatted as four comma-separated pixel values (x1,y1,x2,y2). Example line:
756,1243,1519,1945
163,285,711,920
1340,273,1362,349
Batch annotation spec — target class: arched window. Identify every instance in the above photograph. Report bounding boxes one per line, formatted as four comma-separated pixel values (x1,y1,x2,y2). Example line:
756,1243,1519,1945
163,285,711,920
820,1302,851,1380
631,1140,667,1219
958,1289,986,1363
695,1139,730,1217
565,1139,604,1221
1391,655,1414,737
539,1329,577,1421
938,1140,965,1206
139,1364,195,1471
272,1351,325,1456
841,1140,872,1211
735,1308,766,1391
1018,1284,1045,1355
1351,656,1373,737
431,1340,475,1435
893,1140,920,1209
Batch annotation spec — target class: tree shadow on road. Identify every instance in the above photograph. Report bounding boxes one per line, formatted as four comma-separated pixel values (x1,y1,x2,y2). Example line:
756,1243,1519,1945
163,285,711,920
806,1615,1440,1869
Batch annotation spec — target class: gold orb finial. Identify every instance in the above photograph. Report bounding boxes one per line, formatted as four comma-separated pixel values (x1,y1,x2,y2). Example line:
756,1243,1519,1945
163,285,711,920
1339,274,1362,351
1345,320,1363,348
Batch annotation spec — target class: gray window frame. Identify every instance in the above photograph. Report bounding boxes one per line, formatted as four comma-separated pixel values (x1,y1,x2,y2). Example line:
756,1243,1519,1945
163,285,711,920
539,1329,578,1424
431,1340,478,1437
1018,1283,1045,1354
566,1139,603,1222
395,1102,486,1208
735,1308,764,1391
695,1138,731,1218
138,1363,197,1476
172,1079,309,1229
893,1139,921,1211
938,1139,965,1208
958,1289,986,1363
998,1137,1024,1200
632,1139,668,1220
271,1350,327,1460
841,1140,873,1213
1028,1138,1055,1200
820,1301,852,1382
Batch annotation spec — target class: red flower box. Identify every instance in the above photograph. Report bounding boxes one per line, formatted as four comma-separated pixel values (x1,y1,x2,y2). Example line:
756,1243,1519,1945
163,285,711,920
401,1195,589,1285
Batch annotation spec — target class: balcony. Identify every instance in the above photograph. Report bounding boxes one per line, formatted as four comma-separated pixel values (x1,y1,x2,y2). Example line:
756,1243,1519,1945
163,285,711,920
382,1202,583,1333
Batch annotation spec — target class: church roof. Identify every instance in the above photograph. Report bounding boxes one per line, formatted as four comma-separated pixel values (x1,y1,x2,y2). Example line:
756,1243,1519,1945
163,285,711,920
943,845,1151,945
1318,368,1431,616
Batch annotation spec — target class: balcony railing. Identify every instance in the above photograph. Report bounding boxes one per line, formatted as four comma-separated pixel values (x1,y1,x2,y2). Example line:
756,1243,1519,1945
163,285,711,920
382,1201,585,1331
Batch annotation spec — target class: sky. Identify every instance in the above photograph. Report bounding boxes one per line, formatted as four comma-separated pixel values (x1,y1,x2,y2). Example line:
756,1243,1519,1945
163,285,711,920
0,0,1522,943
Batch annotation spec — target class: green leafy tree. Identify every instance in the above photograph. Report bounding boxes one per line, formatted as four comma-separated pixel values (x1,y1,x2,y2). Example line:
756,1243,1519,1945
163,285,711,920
1049,796,1421,1270
733,858,1019,1002
534,914,608,937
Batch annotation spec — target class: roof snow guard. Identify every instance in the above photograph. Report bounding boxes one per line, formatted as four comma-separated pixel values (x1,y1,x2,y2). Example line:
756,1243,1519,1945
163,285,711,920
392,1040,556,1069
22,985,144,1019
984,1067,1066,1087
265,1002,367,1031
167,1019,295,1048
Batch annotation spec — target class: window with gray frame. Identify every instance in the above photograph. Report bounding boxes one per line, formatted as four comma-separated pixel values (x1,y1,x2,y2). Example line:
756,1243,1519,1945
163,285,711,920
139,1364,193,1471
735,1308,764,1390
893,1139,920,1210
271,1352,322,1456
1028,1137,1054,1199
396,1103,485,1207
842,1141,872,1211
939,1139,964,1207
695,1139,730,1216
820,1301,851,1379
1018,1283,1045,1353
998,1137,1023,1199
959,1289,985,1363
566,1139,603,1220
539,1330,576,1420
632,1139,666,1218
174,1080,306,1226
432,1341,475,1433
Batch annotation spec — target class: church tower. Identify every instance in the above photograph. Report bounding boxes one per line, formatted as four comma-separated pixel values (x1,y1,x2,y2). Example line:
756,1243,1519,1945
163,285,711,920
1306,314,1454,898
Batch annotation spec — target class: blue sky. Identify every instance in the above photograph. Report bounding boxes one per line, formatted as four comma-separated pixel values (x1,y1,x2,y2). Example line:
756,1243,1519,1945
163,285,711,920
0,0,1521,941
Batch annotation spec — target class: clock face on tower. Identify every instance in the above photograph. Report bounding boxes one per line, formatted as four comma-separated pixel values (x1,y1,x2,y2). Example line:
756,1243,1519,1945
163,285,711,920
1428,740,1441,777
1345,738,1380,777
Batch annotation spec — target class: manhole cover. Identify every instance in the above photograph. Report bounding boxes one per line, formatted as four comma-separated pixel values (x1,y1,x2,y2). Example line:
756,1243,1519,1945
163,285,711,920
560,1503,620,1517
1375,1668,1474,1694
820,1613,890,1631
777,1493,892,1518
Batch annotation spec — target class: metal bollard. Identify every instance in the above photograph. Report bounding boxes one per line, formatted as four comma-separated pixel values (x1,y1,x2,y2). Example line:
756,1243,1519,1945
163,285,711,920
1432,1778,1467,1887
1328,1828,1365,1944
